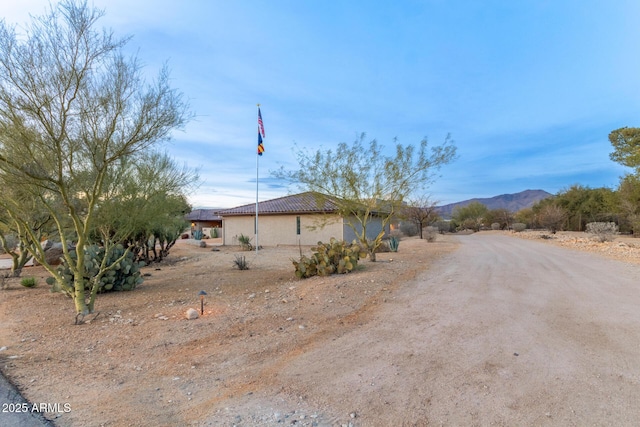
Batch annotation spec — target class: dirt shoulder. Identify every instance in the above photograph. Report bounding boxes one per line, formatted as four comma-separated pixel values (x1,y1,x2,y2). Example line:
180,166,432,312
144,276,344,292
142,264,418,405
0,236,457,426
507,229,640,264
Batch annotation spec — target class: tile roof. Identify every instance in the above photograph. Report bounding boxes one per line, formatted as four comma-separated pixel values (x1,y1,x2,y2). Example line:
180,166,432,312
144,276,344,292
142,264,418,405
217,192,340,216
185,209,223,221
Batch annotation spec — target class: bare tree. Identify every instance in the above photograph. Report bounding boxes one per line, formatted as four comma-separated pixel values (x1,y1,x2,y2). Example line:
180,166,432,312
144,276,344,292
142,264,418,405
538,204,567,234
401,196,440,239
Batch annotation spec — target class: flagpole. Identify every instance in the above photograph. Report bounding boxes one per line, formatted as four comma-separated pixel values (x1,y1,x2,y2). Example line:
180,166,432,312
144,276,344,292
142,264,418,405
255,103,260,254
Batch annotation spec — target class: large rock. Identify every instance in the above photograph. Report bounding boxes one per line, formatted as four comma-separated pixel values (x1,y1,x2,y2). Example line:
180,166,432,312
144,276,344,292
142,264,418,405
34,246,64,266
44,247,65,265
185,308,199,320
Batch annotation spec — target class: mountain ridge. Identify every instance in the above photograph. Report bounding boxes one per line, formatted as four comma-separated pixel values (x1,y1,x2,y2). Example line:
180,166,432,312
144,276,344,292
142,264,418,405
435,189,553,218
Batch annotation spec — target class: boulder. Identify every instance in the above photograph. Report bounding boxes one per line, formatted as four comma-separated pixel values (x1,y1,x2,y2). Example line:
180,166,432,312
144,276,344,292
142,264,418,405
33,246,65,266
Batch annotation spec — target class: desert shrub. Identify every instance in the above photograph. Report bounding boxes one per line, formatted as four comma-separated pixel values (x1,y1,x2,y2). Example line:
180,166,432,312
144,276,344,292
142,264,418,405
233,254,249,270
20,277,37,288
491,222,501,230
512,223,526,232
433,220,452,234
399,222,418,237
586,222,618,242
424,226,438,242
193,230,204,240
212,227,219,238
376,240,391,253
235,234,253,251
538,204,566,233
0,272,10,290
292,238,365,278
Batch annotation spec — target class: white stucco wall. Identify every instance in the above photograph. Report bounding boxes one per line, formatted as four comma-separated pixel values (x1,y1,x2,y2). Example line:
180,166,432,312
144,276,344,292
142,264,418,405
222,214,345,246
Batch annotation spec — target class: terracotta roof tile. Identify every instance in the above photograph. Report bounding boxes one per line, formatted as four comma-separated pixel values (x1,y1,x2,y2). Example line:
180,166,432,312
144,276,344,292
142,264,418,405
218,192,339,216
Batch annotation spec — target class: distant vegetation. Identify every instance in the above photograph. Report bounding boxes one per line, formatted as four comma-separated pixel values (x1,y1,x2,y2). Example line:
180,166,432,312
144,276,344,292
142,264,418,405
443,126,640,235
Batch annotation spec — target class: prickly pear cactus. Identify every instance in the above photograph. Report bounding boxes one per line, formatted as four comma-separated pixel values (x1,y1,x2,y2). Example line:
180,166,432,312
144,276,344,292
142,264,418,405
293,238,365,278
52,244,145,293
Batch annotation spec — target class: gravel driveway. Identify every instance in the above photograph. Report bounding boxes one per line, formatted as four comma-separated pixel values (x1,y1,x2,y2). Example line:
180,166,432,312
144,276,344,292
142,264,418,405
232,233,640,425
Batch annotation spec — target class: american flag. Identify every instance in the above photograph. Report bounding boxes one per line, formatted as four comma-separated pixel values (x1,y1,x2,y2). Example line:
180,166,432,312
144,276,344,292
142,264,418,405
257,107,265,155
258,108,265,138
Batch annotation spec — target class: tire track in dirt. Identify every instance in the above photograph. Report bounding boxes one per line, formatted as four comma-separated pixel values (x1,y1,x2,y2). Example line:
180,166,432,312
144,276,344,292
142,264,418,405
255,234,640,426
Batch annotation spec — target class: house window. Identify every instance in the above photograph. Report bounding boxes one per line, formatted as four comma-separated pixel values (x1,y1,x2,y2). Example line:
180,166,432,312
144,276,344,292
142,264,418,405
296,216,301,235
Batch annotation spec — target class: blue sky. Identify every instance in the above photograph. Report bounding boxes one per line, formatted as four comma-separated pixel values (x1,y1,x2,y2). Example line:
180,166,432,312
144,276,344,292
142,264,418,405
5,1,640,207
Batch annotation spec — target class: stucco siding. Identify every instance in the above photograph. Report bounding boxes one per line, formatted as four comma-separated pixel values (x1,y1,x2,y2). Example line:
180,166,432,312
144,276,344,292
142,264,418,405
222,216,255,246
298,214,344,245
223,214,345,246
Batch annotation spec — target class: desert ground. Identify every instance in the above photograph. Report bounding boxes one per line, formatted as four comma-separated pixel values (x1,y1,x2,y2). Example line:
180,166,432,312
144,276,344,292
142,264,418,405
1,231,640,426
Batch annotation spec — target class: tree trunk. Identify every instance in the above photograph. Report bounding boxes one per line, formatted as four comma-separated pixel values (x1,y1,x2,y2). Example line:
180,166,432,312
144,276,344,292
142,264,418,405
73,249,90,315
73,277,89,316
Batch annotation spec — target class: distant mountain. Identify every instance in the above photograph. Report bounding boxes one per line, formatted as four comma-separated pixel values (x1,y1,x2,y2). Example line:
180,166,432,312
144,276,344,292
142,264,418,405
435,189,553,219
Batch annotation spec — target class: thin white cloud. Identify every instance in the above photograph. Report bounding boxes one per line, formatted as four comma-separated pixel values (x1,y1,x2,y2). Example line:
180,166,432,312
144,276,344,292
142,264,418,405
4,0,640,209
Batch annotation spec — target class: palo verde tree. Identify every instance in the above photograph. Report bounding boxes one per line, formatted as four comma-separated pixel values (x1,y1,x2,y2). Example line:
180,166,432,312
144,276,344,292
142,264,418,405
0,188,55,277
451,201,488,232
484,208,514,230
534,185,618,231
617,174,640,234
609,127,640,234
0,1,191,318
92,151,196,264
609,127,640,170
274,133,456,261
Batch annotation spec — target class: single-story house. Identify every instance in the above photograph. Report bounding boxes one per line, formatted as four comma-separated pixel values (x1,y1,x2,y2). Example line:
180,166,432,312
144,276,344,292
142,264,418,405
184,209,223,238
217,192,390,246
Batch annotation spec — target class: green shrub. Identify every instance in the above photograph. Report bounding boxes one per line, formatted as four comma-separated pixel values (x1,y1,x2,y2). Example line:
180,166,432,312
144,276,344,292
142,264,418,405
236,234,253,251
292,238,365,278
20,277,37,288
491,222,501,230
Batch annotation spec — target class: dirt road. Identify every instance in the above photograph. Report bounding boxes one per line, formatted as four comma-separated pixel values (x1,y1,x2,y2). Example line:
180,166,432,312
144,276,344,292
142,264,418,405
216,233,640,426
